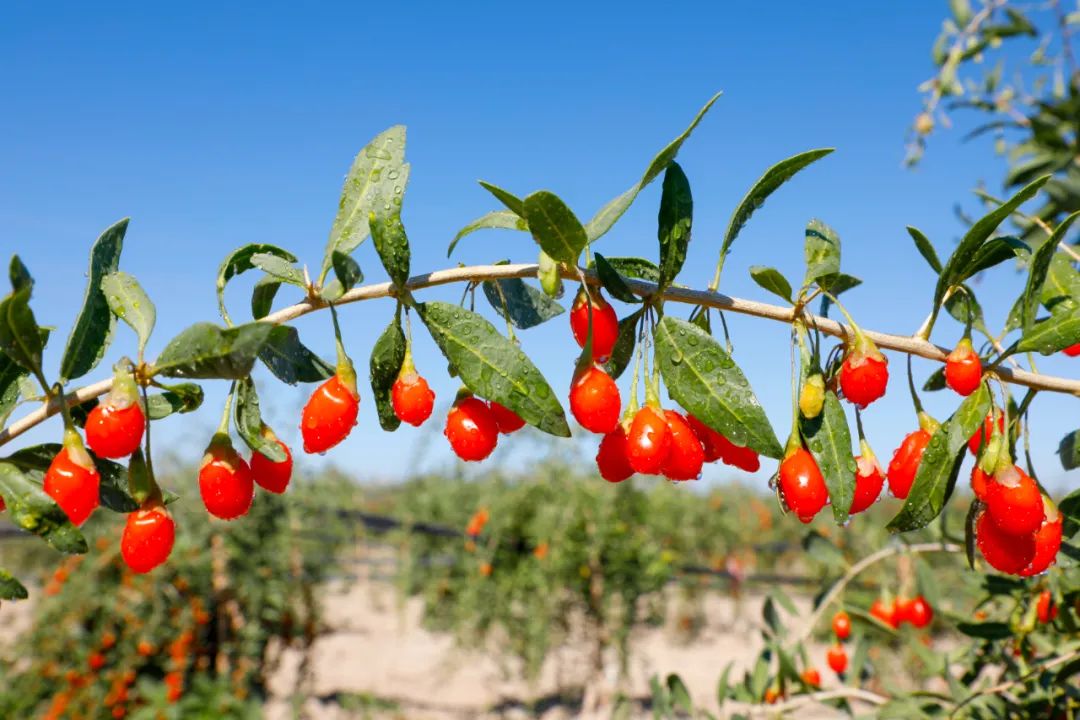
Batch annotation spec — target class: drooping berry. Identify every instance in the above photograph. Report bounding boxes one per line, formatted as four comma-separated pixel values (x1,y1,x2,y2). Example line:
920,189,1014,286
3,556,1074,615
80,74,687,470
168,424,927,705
826,644,848,674
944,338,982,396
801,668,821,687
198,436,254,520
444,396,499,462
44,432,100,527
1019,498,1063,577
976,510,1036,575
798,373,825,419
764,687,780,705
984,465,1045,536
887,429,932,500
121,505,176,574
832,610,851,640
301,373,360,454
85,364,145,459
685,415,759,470
391,370,435,427
569,288,619,362
661,411,705,481
596,426,634,483
569,366,621,434
839,337,889,408
1063,343,1080,357
778,448,828,523
968,411,1004,456
249,433,293,494
686,415,724,462
850,453,885,514
870,598,899,628
902,595,933,629
1036,590,1058,623
626,406,671,475
488,401,526,434
970,466,990,501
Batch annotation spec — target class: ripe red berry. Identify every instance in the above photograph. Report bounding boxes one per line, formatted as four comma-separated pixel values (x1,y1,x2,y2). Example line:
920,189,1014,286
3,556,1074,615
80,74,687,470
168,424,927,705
488,401,526,434
839,343,889,408
301,373,360,454
887,429,931,500
968,411,1004,456
832,610,851,640
685,415,760,471
392,371,435,427
778,448,828,523
944,338,982,396
89,652,106,671
250,436,293,494
976,510,1036,575
850,454,885,514
826,644,848,674
686,415,724,463
661,411,705,481
970,466,990,501
870,598,899,628
1019,499,1063,577
198,437,254,520
570,288,619,362
121,505,176,574
444,396,499,462
1063,343,1080,357
44,437,100,527
569,366,621,434
984,465,1045,536
763,687,780,704
801,668,821,688
626,406,671,475
903,595,933,629
85,402,145,459
596,426,634,483
1036,590,1058,624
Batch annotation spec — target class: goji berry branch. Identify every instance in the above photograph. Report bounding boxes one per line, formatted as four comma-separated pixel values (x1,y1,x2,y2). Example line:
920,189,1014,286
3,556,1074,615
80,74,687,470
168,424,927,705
730,687,889,715
1,263,1077,450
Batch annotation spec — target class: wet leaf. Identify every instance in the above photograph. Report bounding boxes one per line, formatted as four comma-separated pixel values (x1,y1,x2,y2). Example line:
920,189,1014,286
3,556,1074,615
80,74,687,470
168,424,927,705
61,218,126,382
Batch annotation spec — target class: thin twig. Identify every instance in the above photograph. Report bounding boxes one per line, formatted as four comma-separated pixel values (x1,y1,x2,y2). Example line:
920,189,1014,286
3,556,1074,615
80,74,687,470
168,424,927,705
727,687,890,716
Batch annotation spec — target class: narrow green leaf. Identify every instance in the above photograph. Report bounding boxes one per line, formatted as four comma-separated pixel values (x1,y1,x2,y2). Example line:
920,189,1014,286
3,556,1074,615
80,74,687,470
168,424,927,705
0,350,28,427
716,663,734,704
654,316,782,459
101,271,156,356
0,288,43,376
154,322,274,380
1041,253,1080,310
257,326,334,385
604,309,642,380
800,389,856,523
908,226,943,274
1022,212,1080,332
597,257,660,283
666,674,692,712
417,301,570,437
234,377,285,462
9,256,32,294
966,235,1026,277
803,219,841,287
0,461,87,554
322,125,407,281
922,366,947,392
0,569,27,600
482,277,565,329
748,266,794,303
585,92,721,241
1057,430,1080,471
955,621,1012,640
1016,304,1080,355
888,384,990,532
945,286,989,336
60,218,126,382
332,250,364,293
145,383,204,420
818,273,862,317
251,276,281,320
721,148,833,264
448,210,529,257
657,162,693,290
216,243,297,324
251,253,306,287
478,181,525,216
593,254,641,304
523,191,588,265
368,177,412,288
369,318,406,432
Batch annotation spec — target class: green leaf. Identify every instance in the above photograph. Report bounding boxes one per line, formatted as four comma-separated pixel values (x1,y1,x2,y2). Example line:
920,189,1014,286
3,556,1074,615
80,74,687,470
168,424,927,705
330,250,364,295
523,191,588,265
888,384,990,532
922,366,947,392
803,219,841,287
5,443,137,513
748,266,794,303
1058,430,1080,471
9,256,32,294
0,569,27,600
593,254,640,304
666,674,692,712
448,210,529,257
154,322,274,380
234,377,285,462
251,276,281,320
720,148,833,266
716,663,734,704
955,621,1012,640
818,273,863,317
216,243,297,324
654,316,782,459
251,253,306,287
145,383,204,420
0,288,43,376
597,256,660,283
1022,212,1080,332
0,350,28,427
322,125,407,282
966,235,1026,276
60,218,126,382
604,309,642,380
1042,253,1080,310
945,286,989,336
257,326,334,385
417,301,570,437
657,162,693,290
585,92,721,241
482,277,565,329
101,271,155,357
369,317,406,432
0,461,87,554
908,226,942,274
479,181,525,215
1016,303,1080,355
368,183,412,289
800,389,856,523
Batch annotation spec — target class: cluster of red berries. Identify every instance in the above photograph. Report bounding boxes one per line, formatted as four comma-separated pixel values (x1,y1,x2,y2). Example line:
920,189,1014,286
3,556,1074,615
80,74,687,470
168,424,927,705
867,595,934,629
827,610,851,675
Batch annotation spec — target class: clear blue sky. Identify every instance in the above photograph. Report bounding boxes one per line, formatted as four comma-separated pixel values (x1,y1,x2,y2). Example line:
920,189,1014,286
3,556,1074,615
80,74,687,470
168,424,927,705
2,2,1076,492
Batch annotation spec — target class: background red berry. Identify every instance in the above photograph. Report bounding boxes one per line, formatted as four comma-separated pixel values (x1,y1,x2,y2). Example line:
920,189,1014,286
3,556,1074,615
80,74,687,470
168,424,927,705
444,397,499,462
832,610,851,640
1036,590,1058,623
827,644,847,674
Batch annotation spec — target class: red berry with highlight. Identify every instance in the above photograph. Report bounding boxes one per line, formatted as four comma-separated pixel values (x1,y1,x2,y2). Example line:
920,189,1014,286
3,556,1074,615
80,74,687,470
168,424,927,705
488,401,526,434
850,454,885,514
301,373,359,454
968,411,1004,456
199,438,254,520
832,611,851,640
250,437,293,494
984,465,1045,536
887,429,931,500
569,366,621,434
661,411,705,481
944,338,982,396
570,289,619,362
85,402,145,459
121,505,176,574
976,510,1036,575
392,372,435,427
626,406,671,475
970,466,990,501
839,348,889,408
904,596,933,628
778,448,828,523
801,668,821,687
870,598,899,628
596,426,634,483
444,396,499,462
44,444,100,527
1019,499,1063,577
826,644,848,674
